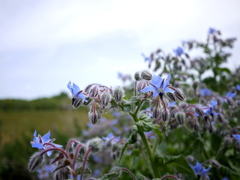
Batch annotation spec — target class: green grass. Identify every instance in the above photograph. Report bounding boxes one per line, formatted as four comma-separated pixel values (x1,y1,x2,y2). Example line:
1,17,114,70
0,108,89,146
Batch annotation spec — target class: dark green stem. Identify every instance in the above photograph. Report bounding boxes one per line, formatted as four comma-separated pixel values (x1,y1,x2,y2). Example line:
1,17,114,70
130,100,159,178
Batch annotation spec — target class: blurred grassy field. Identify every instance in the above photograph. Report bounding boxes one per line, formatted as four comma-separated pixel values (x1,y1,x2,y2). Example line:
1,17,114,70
0,108,89,146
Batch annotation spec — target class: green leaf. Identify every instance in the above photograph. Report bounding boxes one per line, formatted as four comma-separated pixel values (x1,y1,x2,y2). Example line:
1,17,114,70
156,155,195,176
192,138,204,158
154,60,161,72
76,167,92,175
220,164,240,178
118,130,138,164
152,128,164,144
135,121,152,132
139,113,151,122
131,149,141,157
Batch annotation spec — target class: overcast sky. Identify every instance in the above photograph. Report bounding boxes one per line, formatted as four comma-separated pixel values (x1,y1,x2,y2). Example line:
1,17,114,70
0,0,240,100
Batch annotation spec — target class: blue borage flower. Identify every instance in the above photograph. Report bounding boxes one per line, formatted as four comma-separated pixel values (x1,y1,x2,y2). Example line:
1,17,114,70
67,81,86,101
232,134,240,143
222,177,229,180
236,84,240,91
204,100,218,116
209,27,216,34
173,47,184,56
144,131,155,139
226,91,236,98
36,164,56,179
31,130,62,156
141,53,153,62
168,102,176,107
195,100,218,117
199,88,211,97
140,74,174,98
190,161,211,179
102,133,120,145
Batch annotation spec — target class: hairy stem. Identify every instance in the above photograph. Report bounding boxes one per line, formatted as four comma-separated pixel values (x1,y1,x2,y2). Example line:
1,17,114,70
80,147,92,180
130,100,160,178
160,175,178,180
66,139,78,152
40,148,69,158
121,167,137,180
72,144,83,169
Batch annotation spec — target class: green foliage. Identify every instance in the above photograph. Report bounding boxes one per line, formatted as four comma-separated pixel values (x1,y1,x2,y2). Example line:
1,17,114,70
0,92,70,111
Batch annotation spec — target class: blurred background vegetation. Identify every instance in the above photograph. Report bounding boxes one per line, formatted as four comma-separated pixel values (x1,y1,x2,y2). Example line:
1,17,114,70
0,92,89,180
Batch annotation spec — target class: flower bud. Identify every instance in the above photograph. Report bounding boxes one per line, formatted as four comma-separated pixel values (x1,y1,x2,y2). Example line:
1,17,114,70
194,122,200,132
192,81,198,89
136,80,149,92
72,97,83,109
216,97,223,106
113,87,124,102
194,105,205,116
112,144,118,152
28,152,44,172
141,70,152,80
54,166,70,180
224,136,233,147
175,112,185,125
174,88,186,101
84,84,94,93
78,145,87,160
89,86,99,98
111,152,117,160
88,110,101,125
217,113,224,123
170,107,178,117
152,107,161,119
236,143,240,152
100,92,112,109
226,97,235,106
236,100,240,107
179,102,188,109
87,137,103,153
134,71,141,81
209,123,213,133
210,160,221,168
161,109,170,122
169,119,179,129
166,92,177,102
186,155,195,163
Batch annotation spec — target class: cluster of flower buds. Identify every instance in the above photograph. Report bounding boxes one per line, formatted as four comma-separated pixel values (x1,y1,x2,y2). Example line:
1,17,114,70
29,129,103,180
68,81,125,124
135,70,186,124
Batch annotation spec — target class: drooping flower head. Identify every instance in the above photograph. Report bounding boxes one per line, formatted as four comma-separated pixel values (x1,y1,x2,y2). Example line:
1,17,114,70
190,161,211,179
67,81,86,101
205,100,218,115
173,47,184,56
140,74,174,98
31,130,62,156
